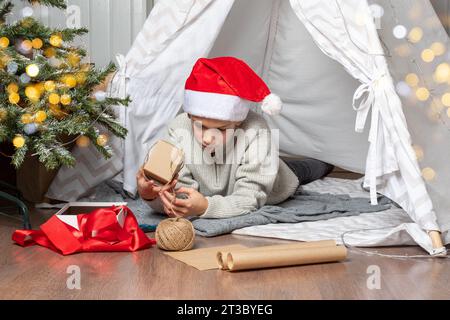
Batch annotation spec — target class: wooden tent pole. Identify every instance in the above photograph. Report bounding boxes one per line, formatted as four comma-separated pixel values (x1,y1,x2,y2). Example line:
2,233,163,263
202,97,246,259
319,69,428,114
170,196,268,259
428,230,444,249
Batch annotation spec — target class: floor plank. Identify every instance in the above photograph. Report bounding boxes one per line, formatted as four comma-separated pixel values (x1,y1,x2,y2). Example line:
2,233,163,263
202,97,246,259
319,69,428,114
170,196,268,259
0,207,449,300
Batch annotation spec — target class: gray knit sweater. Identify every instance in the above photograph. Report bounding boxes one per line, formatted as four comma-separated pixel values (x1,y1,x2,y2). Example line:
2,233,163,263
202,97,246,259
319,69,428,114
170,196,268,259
146,111,299,218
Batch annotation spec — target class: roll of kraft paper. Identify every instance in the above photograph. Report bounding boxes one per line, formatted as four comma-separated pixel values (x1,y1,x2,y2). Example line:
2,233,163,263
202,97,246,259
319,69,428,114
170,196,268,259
226,245,347,272
216,240,336,270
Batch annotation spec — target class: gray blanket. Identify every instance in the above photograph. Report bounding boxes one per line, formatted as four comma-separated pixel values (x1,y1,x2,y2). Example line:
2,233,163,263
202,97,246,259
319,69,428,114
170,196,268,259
80,181,391,237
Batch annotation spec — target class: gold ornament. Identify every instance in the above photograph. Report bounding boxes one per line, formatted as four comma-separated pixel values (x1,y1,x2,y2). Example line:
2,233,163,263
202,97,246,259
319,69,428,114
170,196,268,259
0,108,7,121
34,110,47,123
96,134,108,146
67,53,81,67
0,37,10,48
21,113,33,124
75,72,87,85
21,39,33,52
43,47,56,58
25,85,40,102
48,93,60,104
44,80,56,92
49,34,63,47
60,94,71,105
13,135,26,148
26,64,40,77
76,135,90,147
7,83,19,93
32,38,43,49
9,92,20,104
63,75,77,88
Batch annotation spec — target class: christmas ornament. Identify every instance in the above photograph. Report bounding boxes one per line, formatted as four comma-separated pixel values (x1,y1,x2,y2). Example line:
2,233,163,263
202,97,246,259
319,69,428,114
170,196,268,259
43,47,56,58
24,123,38,135
96,134,108,146
34,110,47,123
0,37,9,48
20,73,31,84
49,34,63,47
63,75,77,88
60,94,71,105
94,90,106,102
13,135,25,148
25,85,40,102
32,38,43,49
7,61,18,74
48,93,60,104
26,64,40,77
44,80,56,92
76,135,90,147
21,113,33,124
8,92,20,104
7,83,19,93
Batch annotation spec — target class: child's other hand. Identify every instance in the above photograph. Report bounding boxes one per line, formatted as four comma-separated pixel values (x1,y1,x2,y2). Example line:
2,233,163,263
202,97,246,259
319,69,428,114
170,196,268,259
160,187,208,218
136,168,177,201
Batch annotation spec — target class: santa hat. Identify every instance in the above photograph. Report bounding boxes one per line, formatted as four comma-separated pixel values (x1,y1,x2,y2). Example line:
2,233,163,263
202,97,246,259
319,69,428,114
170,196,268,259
183,57,282,122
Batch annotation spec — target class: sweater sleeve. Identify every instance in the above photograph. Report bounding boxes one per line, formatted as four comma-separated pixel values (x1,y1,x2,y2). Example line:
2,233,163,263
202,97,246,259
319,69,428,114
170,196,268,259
200,130,278,219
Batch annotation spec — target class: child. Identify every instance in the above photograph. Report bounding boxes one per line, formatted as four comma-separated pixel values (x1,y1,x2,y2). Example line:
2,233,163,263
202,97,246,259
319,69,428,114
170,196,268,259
137,57,333,218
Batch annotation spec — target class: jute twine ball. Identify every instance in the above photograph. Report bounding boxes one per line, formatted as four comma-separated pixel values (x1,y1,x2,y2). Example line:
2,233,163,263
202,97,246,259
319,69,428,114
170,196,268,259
155,218,195,251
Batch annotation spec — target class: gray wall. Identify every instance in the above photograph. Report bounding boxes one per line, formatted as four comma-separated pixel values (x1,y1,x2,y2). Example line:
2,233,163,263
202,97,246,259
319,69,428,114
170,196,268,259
7,0,154,68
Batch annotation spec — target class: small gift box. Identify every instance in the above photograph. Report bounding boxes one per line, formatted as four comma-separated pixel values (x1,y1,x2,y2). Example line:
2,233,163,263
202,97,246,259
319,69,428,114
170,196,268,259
143,140,184,185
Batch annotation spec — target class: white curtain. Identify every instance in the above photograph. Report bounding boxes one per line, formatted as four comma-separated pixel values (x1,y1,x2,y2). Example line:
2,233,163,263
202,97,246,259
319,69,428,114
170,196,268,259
290,0,442,251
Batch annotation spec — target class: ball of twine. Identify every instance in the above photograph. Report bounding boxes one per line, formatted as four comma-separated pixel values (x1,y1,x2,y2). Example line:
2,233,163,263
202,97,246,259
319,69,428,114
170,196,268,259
155,218,195,251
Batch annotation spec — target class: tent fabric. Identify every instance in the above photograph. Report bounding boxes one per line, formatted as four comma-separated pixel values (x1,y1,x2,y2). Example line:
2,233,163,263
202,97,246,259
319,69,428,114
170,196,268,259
46,0,448,254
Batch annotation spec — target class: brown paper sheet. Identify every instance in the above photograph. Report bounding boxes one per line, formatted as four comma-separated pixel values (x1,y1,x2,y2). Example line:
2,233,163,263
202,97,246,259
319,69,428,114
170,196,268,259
217,240,336,270
163,244,247,270
226,245,347,272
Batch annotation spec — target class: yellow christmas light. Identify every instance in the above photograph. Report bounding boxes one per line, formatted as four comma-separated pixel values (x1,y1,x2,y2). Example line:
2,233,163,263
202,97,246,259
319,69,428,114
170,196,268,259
34,110,47,123
421,49,435,63
394,44,411,57
35,82,45,94
26,64,40,77
96,134,108,146
7,83,19,93
416,87,430,101
434,63,450,83
9,92,20,104
21,113,33,124
0,37,10,48
447,108,450,118
75,72,87,85
43,47,56,58
442,93,450,107
32,38,43,49
44,80,56,92
13,135,25,149
421,167,436,181
76,135,90,147
430,42,446,56
405,73,419,87
48,93,60,104
60,94,71,105
408,27,423,43
49,34,63,47
25,86,40,102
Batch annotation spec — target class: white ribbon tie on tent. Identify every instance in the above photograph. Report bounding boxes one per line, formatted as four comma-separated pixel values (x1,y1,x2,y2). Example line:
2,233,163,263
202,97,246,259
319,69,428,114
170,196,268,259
115,53,128,99
352,70,388,205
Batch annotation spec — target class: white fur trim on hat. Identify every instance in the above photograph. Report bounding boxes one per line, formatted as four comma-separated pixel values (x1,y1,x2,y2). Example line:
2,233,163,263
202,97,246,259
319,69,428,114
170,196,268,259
183,90,251,121
261,93,282,115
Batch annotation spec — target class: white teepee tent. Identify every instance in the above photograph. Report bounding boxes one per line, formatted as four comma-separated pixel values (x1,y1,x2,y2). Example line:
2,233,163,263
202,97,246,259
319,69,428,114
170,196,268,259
47,0,450,255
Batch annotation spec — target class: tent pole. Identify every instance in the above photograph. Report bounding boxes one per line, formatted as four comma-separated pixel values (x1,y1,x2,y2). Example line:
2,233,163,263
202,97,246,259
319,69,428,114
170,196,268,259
428,230,444,249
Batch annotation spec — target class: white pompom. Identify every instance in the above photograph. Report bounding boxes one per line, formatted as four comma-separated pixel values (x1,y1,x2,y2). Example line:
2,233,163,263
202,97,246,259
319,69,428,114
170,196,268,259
261,93,282,115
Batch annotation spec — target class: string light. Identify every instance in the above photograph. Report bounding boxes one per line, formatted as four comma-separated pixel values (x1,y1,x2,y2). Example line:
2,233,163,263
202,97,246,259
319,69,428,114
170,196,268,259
421,167,436,181
26,64,40,77
433,63,450,83
412,145,424,161
430,42,446,56
441,93,450,107
405,73,419,86
76,136,90,147
408,27,423,43
420,49,435,62
415,87,429,101
393,25,407,39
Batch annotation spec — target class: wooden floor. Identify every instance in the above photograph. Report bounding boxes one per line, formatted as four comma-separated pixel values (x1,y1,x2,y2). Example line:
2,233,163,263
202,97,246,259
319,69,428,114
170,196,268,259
0,206,449,300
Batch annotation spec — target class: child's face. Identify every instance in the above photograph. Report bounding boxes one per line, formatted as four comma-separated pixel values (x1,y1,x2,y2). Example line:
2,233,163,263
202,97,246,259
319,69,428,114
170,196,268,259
189,114,242,153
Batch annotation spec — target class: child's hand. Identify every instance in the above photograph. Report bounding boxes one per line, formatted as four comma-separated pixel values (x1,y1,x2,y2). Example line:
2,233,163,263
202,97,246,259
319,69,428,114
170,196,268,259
160,187,208,218
136,168,177,201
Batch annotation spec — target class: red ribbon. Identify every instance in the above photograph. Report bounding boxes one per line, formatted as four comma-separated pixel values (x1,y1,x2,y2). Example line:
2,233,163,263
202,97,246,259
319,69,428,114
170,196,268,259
12,206,156,255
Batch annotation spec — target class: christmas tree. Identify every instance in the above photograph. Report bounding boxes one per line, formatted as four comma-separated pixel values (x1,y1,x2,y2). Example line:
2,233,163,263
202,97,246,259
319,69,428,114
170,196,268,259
0,0,129,170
